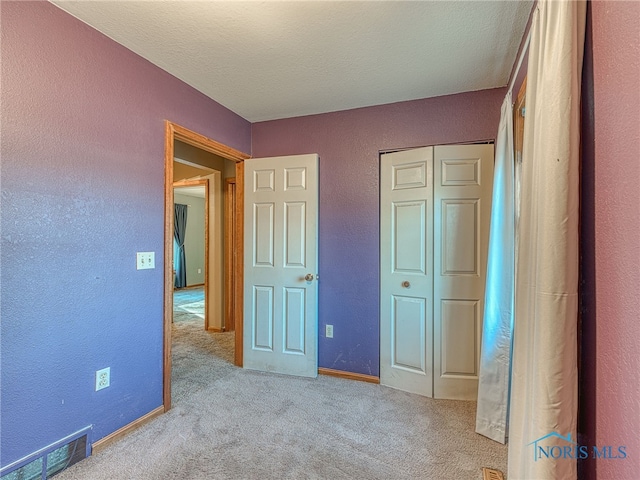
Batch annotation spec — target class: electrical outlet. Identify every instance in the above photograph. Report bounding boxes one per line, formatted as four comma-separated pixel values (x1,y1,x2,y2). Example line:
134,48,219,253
326,324,334,338
136,252,155,270
95,367,110,391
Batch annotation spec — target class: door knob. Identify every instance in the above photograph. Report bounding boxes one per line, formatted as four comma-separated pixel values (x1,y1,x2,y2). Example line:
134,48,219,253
305,273,315,281
402,281,410,288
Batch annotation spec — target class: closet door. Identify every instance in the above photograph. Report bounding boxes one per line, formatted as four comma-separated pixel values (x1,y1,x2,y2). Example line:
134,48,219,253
380,147,434,396
433,144,494,400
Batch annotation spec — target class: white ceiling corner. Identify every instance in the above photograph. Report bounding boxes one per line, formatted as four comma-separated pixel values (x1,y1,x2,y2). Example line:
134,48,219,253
51,1,533,122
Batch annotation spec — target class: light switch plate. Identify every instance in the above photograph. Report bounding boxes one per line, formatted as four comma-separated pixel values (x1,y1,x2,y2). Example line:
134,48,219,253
136,252,155,270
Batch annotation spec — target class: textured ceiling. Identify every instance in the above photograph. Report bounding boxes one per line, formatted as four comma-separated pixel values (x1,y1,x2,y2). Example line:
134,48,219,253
51,1,532,122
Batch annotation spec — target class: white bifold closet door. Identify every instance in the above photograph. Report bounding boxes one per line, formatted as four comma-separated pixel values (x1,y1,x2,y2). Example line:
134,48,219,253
380,144,494,400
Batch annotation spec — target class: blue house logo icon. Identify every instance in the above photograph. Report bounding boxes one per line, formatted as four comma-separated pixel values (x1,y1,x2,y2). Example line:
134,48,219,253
527,432,581,462
527,431,627,462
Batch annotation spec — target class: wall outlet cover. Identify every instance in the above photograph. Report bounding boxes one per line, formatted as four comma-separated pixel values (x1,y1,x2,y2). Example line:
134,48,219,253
326,324,334,338
95,367,110,391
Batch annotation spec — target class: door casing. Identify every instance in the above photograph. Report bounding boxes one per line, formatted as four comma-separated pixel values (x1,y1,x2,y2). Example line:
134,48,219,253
224,178,237,331
163,121,249,411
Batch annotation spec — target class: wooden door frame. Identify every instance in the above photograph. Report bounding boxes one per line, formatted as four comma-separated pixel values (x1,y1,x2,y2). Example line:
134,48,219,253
173,178,209,329
164,120,249,411
224,178,237,332
514,77,527,157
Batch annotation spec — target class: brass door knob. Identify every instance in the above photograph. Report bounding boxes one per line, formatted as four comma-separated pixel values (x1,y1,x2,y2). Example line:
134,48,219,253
305,273,315,281
402,281,410,288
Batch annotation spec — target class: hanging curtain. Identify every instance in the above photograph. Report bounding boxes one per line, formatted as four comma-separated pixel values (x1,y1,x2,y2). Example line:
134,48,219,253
475,91,515,444
174,203,188,288
507,1,586,479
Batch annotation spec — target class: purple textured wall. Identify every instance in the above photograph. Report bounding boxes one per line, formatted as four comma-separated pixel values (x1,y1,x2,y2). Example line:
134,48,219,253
1,1,250,467
589,1,640,477
252,89,505,376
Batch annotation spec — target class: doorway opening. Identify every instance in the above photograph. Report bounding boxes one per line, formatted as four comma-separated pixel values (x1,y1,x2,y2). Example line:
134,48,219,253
173,180,209,329
164,121,249,411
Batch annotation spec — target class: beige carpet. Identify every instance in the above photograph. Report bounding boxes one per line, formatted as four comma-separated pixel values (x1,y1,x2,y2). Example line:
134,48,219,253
56,300,507,479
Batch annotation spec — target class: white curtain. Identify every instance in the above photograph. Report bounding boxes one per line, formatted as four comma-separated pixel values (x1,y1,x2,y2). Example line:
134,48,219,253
475,91,515,444
507,1,586,479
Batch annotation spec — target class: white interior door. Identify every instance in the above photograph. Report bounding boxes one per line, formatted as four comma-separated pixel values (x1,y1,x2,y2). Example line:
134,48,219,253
380,144,494,400
433,144,494,399
244,154,318,377
380,147,434,396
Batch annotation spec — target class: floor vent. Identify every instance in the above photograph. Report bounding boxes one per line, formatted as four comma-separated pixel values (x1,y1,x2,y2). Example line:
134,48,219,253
1,427,91,480
482,467,505,480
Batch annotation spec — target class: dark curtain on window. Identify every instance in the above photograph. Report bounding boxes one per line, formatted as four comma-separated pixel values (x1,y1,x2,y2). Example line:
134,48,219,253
174,203,188,288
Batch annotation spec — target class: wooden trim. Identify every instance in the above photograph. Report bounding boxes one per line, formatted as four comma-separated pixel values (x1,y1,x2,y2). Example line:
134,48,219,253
163,122,174,412
234,163,244,366
224,178,236,332
208,327,225,333
204,179,210,332
514,76,527,159
91,406,164,455
164,120,249,411
170,122,249,162
318,367,380,384
174,283,205,290
515,76,527,108
173,179,205,188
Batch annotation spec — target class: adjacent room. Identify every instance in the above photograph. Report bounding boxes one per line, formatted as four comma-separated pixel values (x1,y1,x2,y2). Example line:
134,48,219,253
1,1,638,479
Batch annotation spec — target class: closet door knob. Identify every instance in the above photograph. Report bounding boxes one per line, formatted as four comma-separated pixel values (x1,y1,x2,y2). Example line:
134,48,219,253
402,281,410,288
305,273,315,281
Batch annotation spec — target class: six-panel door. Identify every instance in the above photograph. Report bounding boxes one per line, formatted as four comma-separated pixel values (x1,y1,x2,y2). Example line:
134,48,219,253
380,144,494,400
380,147,434,396
243,154,318,378
242,145,492,393
433,144,494,400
